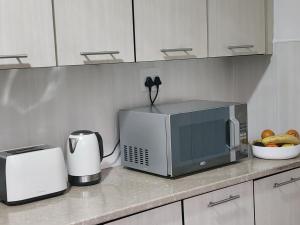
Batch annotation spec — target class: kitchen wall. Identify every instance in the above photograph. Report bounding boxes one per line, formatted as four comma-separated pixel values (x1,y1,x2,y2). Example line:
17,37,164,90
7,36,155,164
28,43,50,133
0,58,235,167
1,0,296,168
233,0,300,141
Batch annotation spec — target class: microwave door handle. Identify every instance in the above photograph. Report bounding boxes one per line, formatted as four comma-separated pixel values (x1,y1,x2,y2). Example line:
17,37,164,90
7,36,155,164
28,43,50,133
232,118,240,147
227,118,240,162
228,118,240,148
227,120,235,150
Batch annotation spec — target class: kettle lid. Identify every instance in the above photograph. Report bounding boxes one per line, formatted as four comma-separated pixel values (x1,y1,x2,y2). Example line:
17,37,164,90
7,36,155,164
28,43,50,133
71,130,94,136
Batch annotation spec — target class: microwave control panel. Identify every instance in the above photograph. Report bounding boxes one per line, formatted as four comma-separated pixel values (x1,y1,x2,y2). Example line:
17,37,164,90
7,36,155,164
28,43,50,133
235,104,249,156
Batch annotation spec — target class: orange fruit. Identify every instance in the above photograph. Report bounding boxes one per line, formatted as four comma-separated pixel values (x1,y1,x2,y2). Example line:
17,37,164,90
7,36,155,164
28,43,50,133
286,129,300,138
261,129,275,139
266,143,278,147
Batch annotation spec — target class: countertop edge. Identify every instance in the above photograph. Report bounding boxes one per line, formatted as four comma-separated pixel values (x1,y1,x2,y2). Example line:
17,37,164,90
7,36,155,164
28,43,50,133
79,160,300,225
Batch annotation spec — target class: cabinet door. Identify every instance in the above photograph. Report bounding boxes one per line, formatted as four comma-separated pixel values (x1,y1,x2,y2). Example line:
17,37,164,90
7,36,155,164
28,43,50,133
134,0,207,62
254,168,300,225
54,0,134,66
106,202,182,225
184,181,254,225
208,0,265,57
0,0,56,69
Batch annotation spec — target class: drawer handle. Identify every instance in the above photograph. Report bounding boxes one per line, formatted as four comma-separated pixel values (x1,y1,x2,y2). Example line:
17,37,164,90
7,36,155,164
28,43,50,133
80,51,120,56
228,45,254,50
0,54,28,59
273,177,300,188
208,195,240,208
160,48,193,53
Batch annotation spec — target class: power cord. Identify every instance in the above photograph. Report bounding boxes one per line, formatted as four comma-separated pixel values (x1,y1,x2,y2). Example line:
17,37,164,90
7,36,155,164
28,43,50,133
152,76,161,105
145,76,162,106
104,77,161,160
103,139,120,158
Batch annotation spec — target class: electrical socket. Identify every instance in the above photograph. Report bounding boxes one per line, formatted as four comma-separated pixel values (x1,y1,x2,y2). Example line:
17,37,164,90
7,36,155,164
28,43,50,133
140,68,162,92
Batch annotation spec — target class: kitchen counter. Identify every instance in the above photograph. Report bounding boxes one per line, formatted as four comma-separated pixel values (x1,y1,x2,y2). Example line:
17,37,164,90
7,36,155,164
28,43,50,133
1,157,300,225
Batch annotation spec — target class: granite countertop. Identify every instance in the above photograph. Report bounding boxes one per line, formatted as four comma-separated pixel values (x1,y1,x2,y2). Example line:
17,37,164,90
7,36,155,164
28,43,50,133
1,157,300,225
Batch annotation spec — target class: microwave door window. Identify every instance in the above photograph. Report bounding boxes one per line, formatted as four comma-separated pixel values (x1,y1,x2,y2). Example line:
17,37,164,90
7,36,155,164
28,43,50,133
191,120,227,160
171,108,230,176
177,121,227,162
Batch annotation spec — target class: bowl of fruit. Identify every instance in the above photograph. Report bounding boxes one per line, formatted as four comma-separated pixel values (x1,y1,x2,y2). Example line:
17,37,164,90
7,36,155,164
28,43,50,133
252,129,300,160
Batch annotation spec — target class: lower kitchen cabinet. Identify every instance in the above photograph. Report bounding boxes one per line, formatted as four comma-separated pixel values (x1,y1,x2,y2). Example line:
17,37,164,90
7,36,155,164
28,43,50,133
184,181,254,225
104,168,300,225
105,202,182,225
254,168,300,225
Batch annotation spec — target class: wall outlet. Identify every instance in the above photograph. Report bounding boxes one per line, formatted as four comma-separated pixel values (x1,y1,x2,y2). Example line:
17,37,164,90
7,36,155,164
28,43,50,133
140,68,162,92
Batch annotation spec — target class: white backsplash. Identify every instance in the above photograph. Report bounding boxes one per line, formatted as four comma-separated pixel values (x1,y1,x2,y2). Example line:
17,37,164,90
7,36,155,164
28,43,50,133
1,41,298,168
0,58,235,167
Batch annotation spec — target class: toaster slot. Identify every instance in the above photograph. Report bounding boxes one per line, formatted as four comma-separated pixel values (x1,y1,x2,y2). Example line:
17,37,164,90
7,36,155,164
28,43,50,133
7,145,52,155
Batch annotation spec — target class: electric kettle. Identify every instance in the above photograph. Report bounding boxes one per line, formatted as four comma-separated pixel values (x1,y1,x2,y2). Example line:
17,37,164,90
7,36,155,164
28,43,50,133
66,130,103,186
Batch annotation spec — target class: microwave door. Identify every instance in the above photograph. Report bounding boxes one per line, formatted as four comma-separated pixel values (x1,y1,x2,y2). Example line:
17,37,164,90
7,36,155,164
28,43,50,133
170,107,235,177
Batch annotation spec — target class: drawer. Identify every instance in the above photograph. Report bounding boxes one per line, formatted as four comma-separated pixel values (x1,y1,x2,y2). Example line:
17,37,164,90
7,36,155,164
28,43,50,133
105,202,182,225
184,181,254,225
254,167,300,225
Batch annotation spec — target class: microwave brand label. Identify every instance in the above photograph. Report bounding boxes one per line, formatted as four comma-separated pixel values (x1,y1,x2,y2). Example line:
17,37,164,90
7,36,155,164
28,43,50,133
200,161,207,166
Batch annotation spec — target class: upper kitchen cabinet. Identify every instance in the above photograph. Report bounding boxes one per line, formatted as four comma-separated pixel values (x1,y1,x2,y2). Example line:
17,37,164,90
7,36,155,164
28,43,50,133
0,0,56,69
54,0,135,66
134,0,207,62
208,0,266,57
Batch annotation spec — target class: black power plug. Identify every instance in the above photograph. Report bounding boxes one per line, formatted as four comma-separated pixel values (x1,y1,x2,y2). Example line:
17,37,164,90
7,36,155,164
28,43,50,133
144,76,155,90
145,76,162,106
153,76,162,87
151,76,162,105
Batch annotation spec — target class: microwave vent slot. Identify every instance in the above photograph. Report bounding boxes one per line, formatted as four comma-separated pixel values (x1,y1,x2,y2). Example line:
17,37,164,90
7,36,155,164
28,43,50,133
139,148,144,165
145,149,149,166
123,145,149,166
124,145,128,162
129,146,133,162
134,147,138,163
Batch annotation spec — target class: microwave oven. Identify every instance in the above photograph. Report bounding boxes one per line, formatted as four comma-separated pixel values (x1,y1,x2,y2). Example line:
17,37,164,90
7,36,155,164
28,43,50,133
119,100,248,177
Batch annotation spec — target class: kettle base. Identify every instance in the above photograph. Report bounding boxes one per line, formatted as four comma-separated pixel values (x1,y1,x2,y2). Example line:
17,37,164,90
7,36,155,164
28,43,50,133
68,172,101,186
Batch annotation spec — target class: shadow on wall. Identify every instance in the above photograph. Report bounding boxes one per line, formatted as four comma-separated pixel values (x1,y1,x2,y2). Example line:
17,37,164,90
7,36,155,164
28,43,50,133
233,54,272,103
234,41,300,141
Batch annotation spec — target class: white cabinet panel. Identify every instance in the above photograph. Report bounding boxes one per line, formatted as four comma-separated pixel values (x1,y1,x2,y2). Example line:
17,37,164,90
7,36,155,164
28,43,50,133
106,202,182,225
208,0,265,57
54,0,134,66
184,181,254,225
254,168,300,225
0,0,56,69
134,0,207,62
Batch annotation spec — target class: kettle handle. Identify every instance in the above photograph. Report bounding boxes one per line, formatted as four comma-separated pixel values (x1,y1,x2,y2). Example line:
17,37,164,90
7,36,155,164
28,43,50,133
95,132,104,162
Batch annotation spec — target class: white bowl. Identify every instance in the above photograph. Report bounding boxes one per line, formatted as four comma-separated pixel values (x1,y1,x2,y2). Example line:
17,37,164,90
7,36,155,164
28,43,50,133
252,144,300,160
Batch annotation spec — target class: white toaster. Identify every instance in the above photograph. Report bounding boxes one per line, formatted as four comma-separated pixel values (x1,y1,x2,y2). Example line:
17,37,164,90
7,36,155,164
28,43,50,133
0,145,68,205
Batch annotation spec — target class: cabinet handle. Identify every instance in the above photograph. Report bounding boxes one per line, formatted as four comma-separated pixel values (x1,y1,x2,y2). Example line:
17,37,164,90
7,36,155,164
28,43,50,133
0,54,28,59
160,48,193,53
228,45,254,50
208,195,240,208
80,51,120,56
273,177,300,188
